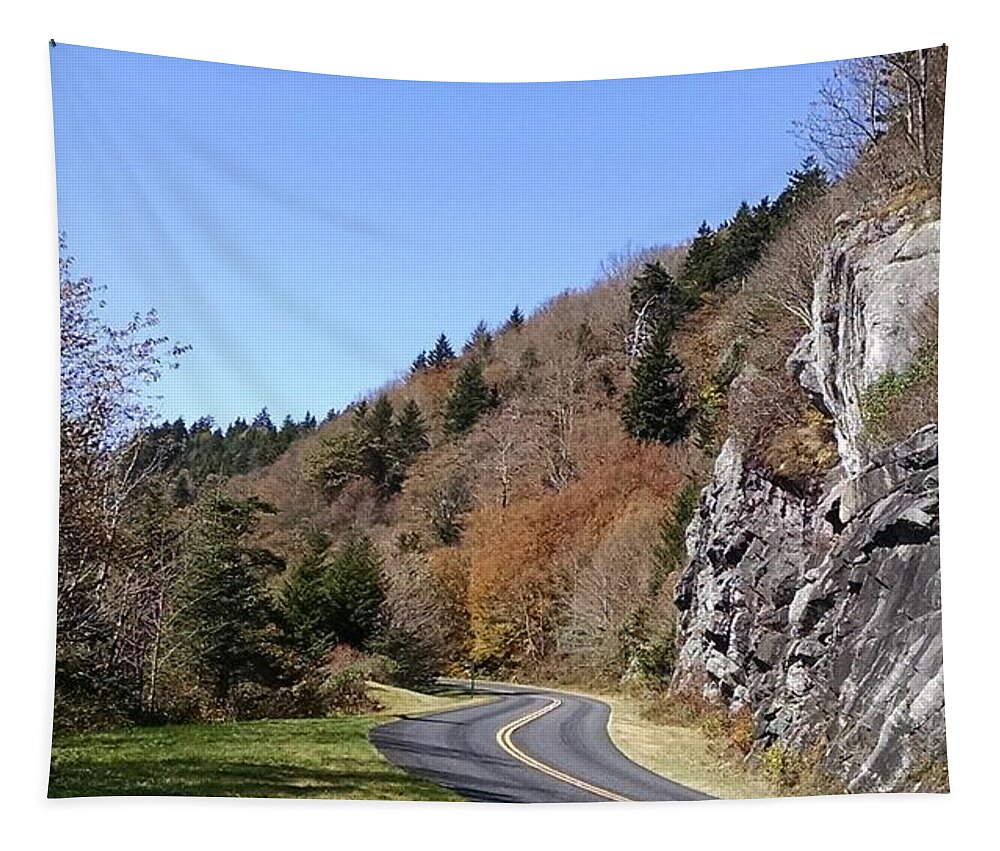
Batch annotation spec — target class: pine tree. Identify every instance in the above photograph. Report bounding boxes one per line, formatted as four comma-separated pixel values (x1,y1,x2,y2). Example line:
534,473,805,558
629,261,692,360
411,350,428,373
252,408,275,432
621,321,690,444
427,334,456,369
464,320,493,358
171,471,193,507
776,156,829,216
181,491,286,700
282,535,385,653
358,395,399,495
630,261,689,331
506,305,525,331
443,357,491,435
679,221,720,292
650,481,700,595
395,399,429,463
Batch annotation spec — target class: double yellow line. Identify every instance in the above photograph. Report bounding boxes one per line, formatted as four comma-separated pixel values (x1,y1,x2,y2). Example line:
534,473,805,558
494,698,632,802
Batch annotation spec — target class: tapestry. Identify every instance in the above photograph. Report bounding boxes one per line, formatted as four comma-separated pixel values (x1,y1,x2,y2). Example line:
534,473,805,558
49,43,948,801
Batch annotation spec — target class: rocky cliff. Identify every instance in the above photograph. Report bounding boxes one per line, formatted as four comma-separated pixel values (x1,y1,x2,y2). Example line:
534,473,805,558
673,200,945,792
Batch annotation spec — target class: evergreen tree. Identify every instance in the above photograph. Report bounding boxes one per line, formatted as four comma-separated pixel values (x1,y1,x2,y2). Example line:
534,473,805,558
775,156,829,216
283,536,385,652
395,399,429,463
443,357,491,435
679,221,721,292
181,491,286,700
506,305,525,330
621,321,690,444
252,408,275,432
171,471,193,507
427,334,456,369
650,481,700,595
411,350,428,373
464,320,493,358
631,261,691,332
357,395,400,496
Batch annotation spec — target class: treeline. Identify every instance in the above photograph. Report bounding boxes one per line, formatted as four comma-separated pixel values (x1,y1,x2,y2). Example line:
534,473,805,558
620,158,829,445
138,409,319,503
306,308,522,504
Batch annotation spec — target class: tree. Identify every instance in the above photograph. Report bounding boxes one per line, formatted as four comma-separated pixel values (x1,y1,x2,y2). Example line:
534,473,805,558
794,49,947,181
306,395,428,500
425,475,471,545
57,234,188,728
678,221,720,292
356,395,399,495
395,399,430,463
443,357,491,435
411,350,428,373
283,536,385,652
621,321,690,444
775,157,829,216
506,305,525,331
427,334,456,369
181,491,286,701
650,481,700,595
628,261,690,361
464,320,493,358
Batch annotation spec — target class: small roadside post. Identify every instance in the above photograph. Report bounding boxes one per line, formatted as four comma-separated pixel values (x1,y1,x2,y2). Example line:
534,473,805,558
468,660,476,697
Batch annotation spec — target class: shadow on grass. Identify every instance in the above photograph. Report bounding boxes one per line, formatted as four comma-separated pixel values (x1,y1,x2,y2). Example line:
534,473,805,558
49,757,448,799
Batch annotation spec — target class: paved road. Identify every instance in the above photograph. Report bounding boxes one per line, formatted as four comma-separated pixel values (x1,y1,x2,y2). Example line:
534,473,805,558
369,681,712,803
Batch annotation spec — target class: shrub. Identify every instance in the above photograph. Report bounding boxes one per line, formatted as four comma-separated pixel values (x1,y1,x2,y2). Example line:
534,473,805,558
861,344,938,447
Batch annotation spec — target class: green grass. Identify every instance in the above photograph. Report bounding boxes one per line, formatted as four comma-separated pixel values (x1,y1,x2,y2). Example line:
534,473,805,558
49,684,486,800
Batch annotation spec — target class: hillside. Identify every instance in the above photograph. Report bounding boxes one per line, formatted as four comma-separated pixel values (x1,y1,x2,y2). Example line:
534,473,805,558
222,49,946,793
53,47,947,798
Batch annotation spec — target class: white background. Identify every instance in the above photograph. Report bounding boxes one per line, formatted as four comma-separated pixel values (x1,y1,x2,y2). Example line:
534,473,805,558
1,2,996,849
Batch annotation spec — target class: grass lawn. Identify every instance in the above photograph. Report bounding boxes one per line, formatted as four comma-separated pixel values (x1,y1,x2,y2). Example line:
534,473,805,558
49,684,486,800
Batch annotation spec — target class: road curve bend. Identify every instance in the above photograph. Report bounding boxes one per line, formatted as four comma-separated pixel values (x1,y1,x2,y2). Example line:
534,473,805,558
369,681,712,803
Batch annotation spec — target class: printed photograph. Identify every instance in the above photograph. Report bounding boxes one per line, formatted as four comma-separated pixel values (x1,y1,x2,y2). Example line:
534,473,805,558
49,43,947,801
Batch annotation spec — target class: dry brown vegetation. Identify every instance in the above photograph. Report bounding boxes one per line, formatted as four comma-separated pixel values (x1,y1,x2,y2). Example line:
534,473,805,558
229,242,700,682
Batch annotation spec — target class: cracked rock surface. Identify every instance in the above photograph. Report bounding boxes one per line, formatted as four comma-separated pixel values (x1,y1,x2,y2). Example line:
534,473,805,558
673,201,945,793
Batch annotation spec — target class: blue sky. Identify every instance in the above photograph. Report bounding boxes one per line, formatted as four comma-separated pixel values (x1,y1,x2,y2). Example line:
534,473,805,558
50,44,837,426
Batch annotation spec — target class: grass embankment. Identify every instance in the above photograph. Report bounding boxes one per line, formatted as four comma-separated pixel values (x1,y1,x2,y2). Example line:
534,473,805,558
599,693,776,799
523,680,777,799
49,684,488,800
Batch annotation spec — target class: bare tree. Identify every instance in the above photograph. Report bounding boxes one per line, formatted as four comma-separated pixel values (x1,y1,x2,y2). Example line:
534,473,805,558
796,56,893,177
796,47,947,182
484,404,525,509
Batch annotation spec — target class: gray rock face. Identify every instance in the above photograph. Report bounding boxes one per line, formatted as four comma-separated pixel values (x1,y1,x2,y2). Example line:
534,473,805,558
788,202,940,475
674,202,944,793
674,427,944,792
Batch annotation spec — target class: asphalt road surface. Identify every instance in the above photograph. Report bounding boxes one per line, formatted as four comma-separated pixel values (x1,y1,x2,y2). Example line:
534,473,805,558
369,681,712,803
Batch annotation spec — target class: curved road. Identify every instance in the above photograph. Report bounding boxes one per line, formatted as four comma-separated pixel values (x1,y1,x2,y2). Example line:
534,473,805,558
369,681,712,803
